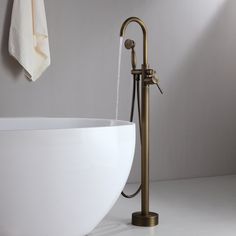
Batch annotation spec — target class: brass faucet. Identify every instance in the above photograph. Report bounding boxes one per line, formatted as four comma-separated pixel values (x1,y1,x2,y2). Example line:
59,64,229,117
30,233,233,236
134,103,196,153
120,17,162,227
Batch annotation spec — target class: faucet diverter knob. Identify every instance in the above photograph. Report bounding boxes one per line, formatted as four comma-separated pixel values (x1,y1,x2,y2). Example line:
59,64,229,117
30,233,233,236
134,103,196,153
146,69,155,76
144,75,158,85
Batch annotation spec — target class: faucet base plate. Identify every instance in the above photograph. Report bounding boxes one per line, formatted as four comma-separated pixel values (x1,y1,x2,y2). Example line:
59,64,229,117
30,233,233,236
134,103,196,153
132,212,159,227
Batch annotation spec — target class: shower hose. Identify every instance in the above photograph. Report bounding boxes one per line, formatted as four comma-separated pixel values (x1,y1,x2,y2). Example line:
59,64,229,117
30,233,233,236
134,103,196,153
121,74,142,198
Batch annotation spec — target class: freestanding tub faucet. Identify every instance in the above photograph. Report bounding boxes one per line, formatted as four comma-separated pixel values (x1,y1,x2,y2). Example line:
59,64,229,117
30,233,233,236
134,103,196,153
120,17,162,227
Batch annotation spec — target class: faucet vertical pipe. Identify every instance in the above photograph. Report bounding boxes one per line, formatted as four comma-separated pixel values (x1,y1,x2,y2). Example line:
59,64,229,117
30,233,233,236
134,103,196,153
141,71,149,216
120,17,158,227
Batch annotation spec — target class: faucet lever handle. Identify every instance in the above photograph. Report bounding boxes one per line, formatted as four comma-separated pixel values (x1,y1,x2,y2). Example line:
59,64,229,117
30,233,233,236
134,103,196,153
144,70,164,94
152,76,163,94
153,73,164,94
156,81,163,94
152,70,163,94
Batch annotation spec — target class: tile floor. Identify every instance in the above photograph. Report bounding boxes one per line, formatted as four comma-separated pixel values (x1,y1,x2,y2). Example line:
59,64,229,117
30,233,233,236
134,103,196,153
89,175,236,236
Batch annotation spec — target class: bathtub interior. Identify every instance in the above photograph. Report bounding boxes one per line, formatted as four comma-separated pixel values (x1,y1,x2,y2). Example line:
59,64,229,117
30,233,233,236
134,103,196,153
0,118,133,131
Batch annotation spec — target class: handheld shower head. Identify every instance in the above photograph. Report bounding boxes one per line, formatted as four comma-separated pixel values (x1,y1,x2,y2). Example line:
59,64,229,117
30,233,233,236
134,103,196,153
124,39,137,69
124,39,135,49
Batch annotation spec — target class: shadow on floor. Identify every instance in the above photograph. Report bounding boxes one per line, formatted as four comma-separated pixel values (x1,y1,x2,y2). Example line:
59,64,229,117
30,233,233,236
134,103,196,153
88,219,136,236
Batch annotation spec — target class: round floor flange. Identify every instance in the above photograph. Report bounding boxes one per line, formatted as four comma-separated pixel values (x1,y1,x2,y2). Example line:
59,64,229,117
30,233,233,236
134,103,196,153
132,212,159,227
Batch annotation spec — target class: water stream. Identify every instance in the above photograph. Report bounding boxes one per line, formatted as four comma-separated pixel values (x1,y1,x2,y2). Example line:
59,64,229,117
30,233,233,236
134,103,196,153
115,37,123,120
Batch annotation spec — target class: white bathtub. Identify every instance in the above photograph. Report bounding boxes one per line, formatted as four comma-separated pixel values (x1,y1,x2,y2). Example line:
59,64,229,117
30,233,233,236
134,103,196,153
0,118,135,236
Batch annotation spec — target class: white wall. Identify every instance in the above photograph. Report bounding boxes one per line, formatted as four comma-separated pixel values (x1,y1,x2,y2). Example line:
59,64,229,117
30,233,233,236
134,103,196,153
0,0,236,182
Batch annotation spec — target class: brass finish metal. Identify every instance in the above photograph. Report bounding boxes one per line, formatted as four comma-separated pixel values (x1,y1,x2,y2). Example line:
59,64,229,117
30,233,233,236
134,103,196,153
120,17,148,64
132,212,159,227
124,39,135,49
125,39,137,69
120,17,160,227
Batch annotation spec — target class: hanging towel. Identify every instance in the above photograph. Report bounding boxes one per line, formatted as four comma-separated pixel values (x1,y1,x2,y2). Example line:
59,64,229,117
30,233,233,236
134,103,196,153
9,0,50,81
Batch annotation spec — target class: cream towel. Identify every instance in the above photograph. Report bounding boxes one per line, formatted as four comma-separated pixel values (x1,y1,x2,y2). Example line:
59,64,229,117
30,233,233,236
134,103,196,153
9,0,50,81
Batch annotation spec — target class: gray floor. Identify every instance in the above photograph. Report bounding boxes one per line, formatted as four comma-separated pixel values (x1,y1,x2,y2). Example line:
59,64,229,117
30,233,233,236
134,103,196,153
90,175,236,236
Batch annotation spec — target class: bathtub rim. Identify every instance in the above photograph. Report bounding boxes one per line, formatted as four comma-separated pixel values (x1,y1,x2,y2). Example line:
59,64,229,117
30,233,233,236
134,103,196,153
0,117,135,132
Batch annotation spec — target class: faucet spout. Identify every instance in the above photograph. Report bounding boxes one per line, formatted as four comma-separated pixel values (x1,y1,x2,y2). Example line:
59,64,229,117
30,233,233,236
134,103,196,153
120,17,148,65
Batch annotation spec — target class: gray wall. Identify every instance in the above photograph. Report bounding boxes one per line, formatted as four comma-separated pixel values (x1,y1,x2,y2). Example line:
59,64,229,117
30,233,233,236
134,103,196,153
0,0,236,182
